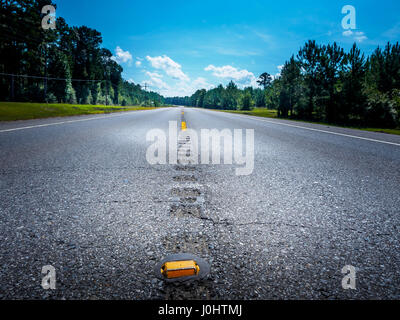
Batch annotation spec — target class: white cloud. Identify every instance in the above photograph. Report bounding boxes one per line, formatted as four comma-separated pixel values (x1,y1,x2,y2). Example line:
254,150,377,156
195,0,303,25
205,65,252,80
142,71,170,90
148,76,214,97
343,30,368,42
167,78,214,97
111,46,133,64
146,55,190,81
146,71,163,78
135,60,142,67
354,31,368,42
144,71,169,90
142,56,214,96
271,65,284,80
127,78,135,84
204,64,259,88
342,30,354,37
192,77,214,90
253,30,273,43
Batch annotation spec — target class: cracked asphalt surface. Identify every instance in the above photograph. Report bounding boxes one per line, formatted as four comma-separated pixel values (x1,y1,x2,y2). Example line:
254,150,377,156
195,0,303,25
0,107,399,299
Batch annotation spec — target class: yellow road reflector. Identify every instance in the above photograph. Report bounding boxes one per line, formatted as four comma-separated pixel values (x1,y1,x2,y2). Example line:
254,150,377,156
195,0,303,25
155,253,210,283
181,121,187,131
161,260,200,279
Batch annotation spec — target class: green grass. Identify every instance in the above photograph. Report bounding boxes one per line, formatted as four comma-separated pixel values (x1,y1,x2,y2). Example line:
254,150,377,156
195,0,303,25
218,108,278,118
0,102,158,121
214,107,400,136
359,127,400,135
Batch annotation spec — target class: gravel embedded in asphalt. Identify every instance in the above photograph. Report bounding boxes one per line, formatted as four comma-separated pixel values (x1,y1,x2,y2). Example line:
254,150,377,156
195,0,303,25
0,107,399,299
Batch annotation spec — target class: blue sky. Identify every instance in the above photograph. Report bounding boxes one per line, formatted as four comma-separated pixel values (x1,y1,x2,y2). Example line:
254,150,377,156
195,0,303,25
56,0,400,97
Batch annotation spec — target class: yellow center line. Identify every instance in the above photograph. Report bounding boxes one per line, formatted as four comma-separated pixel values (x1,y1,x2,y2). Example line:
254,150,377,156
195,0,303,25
181,121,187,131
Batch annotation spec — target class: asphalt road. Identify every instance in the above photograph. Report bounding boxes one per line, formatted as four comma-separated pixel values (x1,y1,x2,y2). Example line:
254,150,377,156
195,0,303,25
0,107,399,299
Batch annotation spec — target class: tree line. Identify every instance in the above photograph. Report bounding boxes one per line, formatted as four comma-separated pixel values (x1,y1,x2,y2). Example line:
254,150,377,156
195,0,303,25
0,0,163,106
166,40,400,128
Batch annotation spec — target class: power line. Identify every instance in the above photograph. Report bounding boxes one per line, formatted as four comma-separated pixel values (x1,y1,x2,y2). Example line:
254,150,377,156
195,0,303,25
0,72,105,82
0,72,144,90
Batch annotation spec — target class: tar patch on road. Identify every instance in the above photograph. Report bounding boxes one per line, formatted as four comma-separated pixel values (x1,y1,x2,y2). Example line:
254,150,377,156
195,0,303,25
171,187,202,197
172,175,198,182
162,232,211,255
173,165,196,171
169,203,203,218
156,109,217,299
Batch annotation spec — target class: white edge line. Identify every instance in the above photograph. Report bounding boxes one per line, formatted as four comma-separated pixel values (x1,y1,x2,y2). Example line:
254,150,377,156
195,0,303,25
200,108,400,147
0,108,166,133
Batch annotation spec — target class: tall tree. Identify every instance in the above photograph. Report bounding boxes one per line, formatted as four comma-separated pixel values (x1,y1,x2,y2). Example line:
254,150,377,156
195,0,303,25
317,42,345,122
257,72,272,89
342,43,367,123
279,55,302,117
297,40,320,119
240,91,254,110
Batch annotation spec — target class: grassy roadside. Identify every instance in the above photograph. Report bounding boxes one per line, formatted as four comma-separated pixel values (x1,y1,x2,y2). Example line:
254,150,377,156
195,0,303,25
214,107,400,136
0,102,159,121
219,108,279,118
